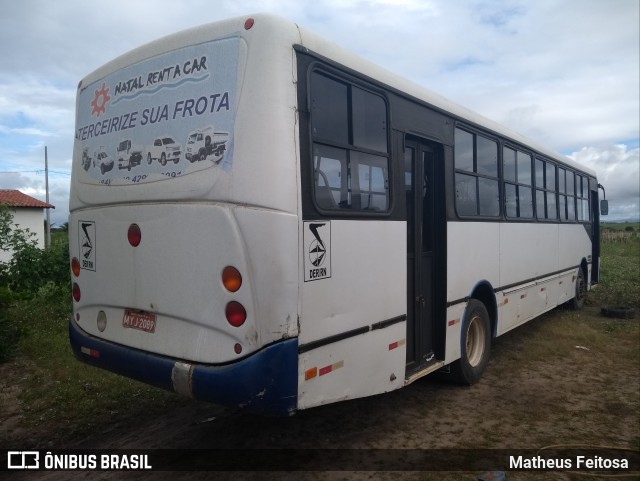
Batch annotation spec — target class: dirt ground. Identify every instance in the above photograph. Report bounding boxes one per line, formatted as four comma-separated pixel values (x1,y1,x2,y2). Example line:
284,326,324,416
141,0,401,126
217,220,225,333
2,306,639,481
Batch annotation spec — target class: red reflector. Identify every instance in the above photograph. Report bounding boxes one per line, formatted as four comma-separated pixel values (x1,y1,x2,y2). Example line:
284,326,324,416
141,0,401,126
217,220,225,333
225,301,246,327
127,223,141,246
81,346,100,358
234,343,243,354
244,18,255,30
72,283,81,302
71,257,81,277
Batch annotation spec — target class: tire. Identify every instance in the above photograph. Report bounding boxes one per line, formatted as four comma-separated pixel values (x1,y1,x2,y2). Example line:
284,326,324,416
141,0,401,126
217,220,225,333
601,306,636,319
147,153,152,165
570,268,586,310
160,153,167,166
450,299,491,385
199,148,207,161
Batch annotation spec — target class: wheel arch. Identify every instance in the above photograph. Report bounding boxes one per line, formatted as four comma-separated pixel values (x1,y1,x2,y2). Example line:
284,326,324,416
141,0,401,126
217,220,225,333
469,280,498,338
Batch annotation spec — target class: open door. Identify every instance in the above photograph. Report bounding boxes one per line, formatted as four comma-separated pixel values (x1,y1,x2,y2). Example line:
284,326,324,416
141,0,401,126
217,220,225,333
405,138,445,375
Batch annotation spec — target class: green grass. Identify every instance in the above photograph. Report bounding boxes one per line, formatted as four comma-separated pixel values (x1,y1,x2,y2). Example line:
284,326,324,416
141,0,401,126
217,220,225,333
4,286,180,443
601,221,640,232
590,237,640,308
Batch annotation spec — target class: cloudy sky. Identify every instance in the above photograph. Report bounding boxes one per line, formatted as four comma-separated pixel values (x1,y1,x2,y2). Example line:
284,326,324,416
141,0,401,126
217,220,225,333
1,0,638,226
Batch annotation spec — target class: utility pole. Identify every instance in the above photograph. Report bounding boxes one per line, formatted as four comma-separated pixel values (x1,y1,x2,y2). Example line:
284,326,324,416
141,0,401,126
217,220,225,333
45,146,51,249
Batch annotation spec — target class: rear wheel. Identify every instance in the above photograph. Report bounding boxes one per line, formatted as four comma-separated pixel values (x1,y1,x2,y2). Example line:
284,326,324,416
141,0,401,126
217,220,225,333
450,299,491,385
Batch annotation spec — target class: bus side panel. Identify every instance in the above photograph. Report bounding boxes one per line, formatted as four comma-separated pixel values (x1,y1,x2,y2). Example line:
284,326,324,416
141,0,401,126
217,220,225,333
499,223,559,288
297,322,405,410
447,221,500,303
297,220,406,408
299,220,406,344
444,303,466,365
234,208,299,341
497,222,591,334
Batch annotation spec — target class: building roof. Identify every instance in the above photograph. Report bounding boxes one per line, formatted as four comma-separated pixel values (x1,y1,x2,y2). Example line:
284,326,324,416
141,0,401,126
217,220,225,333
0,190,54,209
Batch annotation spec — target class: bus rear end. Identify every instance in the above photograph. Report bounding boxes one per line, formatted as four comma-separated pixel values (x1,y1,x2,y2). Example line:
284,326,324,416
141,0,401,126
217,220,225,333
69,15,301,415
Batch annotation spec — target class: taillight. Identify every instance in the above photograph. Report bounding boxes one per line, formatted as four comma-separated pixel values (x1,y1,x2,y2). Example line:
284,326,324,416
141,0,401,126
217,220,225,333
127,223,141,246
225,301,246,327
71,257,81,277
222,266,242,292
72,283,81,302
244,17,255,30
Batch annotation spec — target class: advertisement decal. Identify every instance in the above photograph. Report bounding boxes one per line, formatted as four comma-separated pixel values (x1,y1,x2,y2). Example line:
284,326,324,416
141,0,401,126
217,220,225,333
75,37,239,185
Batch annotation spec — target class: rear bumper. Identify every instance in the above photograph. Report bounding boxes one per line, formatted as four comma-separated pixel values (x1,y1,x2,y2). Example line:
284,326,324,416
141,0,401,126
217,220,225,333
69,317,298,416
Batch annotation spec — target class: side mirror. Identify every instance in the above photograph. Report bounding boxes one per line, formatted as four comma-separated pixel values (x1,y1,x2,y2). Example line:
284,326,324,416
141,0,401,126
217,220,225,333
600,199,609,216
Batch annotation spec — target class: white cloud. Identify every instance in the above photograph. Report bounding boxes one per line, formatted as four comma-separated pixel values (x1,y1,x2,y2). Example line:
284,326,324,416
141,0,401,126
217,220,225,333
569,144,640,221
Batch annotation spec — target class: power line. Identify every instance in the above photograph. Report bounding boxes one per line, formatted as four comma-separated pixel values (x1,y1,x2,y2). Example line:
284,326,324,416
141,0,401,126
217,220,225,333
0,170,70,176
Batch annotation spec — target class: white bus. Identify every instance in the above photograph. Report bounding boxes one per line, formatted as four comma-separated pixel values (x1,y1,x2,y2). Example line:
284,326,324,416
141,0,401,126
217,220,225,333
69,14,606,415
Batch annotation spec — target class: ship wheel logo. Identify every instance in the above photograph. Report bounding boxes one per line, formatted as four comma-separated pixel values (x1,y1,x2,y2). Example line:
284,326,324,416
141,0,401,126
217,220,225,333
91,83,111,117
308,223,326,267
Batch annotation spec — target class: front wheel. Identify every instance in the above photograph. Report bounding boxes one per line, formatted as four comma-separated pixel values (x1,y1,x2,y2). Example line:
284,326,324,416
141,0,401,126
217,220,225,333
570,268,586,310
450,299,491,385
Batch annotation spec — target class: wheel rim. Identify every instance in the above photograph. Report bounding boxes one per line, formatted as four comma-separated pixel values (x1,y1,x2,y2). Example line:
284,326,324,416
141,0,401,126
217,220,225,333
466,315,486,367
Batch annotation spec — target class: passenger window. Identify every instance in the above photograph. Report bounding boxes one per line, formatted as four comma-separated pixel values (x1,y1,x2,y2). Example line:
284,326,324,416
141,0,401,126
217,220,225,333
313,145,346,209
454,127,499,217
354,152,389,211
311,73,348,145
535,158,558,220
454,129,474,172
503,146,533,219
352,87,387,152
310,70,390,213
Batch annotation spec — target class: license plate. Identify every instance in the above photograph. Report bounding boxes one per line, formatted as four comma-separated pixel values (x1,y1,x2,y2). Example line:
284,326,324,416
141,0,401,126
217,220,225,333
122,309,156,333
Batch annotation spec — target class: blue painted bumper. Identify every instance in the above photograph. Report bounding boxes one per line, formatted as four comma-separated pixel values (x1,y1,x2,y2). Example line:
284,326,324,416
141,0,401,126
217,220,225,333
69,317,298,416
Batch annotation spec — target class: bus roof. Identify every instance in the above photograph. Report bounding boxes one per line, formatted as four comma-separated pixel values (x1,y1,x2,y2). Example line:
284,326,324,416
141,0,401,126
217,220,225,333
293,18,595,177
80,13,595,178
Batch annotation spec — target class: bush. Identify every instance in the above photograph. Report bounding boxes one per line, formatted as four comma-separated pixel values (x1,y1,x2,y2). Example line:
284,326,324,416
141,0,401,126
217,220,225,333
0,205,70,294
0,287,22,361
0,205,71,361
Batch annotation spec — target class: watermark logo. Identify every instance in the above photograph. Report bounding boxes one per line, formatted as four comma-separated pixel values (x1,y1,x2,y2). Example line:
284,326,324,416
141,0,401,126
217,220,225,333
7,451,39,469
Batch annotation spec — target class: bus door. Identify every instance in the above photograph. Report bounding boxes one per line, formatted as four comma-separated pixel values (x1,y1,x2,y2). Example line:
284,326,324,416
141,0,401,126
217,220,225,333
405,138,444,374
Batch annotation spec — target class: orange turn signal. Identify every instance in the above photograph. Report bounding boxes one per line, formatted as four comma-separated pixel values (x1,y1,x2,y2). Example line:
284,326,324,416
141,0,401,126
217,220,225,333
222,266,242,292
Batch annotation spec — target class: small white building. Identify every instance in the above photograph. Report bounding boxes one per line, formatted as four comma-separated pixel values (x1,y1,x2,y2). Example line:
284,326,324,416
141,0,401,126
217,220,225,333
0,190,55,264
